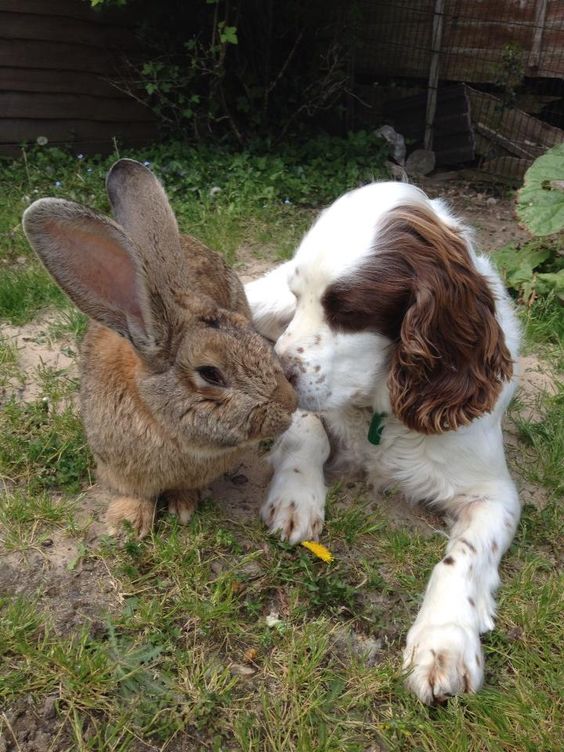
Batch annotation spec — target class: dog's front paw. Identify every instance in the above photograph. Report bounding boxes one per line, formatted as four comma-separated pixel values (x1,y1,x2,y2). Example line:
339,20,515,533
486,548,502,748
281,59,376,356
403,623,483,704
261,491,324,544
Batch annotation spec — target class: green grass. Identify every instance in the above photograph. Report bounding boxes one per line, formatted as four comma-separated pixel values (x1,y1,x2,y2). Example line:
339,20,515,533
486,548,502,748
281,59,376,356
0,263,67,325
509,296,564,500
0,491,80,552
1,496,561,750
510,385,563,498
0,335,21,389
0,366,91,493
0,141,562,751
0,133,386,324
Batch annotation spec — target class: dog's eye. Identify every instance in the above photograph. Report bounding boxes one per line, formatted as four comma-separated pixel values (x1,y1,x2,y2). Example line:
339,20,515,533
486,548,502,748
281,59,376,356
196,366,226,387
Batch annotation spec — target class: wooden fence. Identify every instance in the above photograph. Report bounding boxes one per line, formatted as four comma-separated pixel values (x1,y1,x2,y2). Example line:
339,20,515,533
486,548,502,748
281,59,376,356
356,0,564,83
0,0,155,157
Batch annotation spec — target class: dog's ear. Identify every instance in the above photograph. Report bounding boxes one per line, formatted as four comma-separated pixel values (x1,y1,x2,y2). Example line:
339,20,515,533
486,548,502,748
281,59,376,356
381,205,513,434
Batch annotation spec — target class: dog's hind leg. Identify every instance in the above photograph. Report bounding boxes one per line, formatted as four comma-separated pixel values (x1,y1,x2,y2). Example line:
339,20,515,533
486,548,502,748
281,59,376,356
245,261,297,342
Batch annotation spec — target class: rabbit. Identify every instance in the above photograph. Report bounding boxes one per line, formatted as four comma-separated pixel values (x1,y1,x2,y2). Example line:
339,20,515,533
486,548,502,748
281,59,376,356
22,158,297,537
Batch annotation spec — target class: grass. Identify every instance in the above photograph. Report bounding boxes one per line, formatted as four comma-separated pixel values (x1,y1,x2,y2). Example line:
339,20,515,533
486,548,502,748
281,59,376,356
0,141,563,751
0,133,386,325
0,364,91,493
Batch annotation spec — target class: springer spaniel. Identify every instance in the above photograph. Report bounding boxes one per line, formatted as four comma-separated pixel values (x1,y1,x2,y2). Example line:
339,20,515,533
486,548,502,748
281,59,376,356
245,181,521,704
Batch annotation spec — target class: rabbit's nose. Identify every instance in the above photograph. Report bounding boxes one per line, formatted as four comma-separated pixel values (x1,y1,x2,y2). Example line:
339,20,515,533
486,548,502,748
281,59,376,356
273,368,298,413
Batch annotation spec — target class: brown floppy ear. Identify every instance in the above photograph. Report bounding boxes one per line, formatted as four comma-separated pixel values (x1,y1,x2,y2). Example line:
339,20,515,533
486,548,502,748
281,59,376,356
22,198,168,367
383,205,513,434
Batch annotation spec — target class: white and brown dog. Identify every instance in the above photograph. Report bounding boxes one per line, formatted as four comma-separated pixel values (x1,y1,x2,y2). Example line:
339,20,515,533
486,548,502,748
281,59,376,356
245,181,521,704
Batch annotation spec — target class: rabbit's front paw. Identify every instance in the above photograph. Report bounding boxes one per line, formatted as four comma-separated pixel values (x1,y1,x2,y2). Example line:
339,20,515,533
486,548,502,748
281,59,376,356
261,491,324,545
106,496,155,538
165,490,198,525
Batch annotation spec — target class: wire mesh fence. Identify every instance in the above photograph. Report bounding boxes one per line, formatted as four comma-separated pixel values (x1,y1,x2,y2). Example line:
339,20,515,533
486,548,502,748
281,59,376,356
350,0,564,181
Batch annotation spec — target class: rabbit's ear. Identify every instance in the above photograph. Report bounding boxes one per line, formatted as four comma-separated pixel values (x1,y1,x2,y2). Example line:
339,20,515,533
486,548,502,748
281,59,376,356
22,198,162,359
105,159,188,289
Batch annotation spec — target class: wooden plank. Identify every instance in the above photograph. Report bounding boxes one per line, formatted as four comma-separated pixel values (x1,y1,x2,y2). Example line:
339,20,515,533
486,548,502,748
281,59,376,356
481,156,530,181
0,0,133,27
467,86,564,160
443,0,536,25
355,0,564,81
0,92,154,122
0,39,126,74
0,119,156,144
0,11,137,49
0,68,132,98
535,41,564,78
528,0,549,69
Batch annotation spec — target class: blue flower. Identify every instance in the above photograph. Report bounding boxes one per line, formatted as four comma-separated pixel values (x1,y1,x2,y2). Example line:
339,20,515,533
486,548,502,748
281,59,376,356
54,181,62,188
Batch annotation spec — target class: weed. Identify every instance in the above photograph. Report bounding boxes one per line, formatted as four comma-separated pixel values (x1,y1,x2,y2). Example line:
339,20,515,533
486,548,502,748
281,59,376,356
0,263,67,325
0,335,21,389
510,384,564,498
0,490,79,551
0,393,91,492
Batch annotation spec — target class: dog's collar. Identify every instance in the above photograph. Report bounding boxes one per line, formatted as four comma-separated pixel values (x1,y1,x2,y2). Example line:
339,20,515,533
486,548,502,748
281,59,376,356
368,411,387,445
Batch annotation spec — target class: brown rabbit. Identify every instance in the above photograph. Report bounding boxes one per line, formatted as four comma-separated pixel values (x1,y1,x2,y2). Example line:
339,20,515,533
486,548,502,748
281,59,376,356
23,159,297,536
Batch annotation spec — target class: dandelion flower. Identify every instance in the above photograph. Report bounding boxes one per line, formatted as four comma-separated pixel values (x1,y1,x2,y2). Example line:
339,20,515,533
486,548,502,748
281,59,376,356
302,540,333,563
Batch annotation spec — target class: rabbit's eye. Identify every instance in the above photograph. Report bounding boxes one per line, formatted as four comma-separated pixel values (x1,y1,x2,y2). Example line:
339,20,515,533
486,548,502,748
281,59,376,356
196,366,226,387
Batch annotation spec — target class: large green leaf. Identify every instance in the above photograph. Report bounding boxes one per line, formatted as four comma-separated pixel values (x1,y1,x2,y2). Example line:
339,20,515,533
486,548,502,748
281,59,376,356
492,242,551,285
536,270,564,302
517,143,564,237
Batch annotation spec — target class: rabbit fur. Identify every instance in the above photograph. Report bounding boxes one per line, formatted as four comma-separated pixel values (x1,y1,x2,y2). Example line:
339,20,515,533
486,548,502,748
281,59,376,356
23,159,297,536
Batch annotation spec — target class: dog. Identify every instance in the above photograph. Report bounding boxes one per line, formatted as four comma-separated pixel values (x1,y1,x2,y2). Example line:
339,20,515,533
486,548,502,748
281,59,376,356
245,181,521,704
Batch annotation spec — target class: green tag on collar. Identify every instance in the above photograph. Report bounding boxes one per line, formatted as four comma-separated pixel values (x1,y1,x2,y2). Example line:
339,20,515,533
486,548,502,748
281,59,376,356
368,412,386,445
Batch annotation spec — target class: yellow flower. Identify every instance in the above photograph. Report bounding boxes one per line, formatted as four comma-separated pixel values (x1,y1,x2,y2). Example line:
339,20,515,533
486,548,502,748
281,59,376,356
301,540,333,563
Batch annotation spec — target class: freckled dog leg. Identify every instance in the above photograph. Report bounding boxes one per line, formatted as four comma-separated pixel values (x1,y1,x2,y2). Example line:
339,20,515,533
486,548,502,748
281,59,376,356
105,496,156,538
261,411,330,544
403,481,520,704
165,490,198,525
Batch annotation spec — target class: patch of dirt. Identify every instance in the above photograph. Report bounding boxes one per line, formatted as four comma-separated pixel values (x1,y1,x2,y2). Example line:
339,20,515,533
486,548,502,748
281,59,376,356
0,494,118,637
0,696,74,752
517,354,558,413
234,244,278,284
419,175,529,252
504,354,557,511
0,316,78,403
